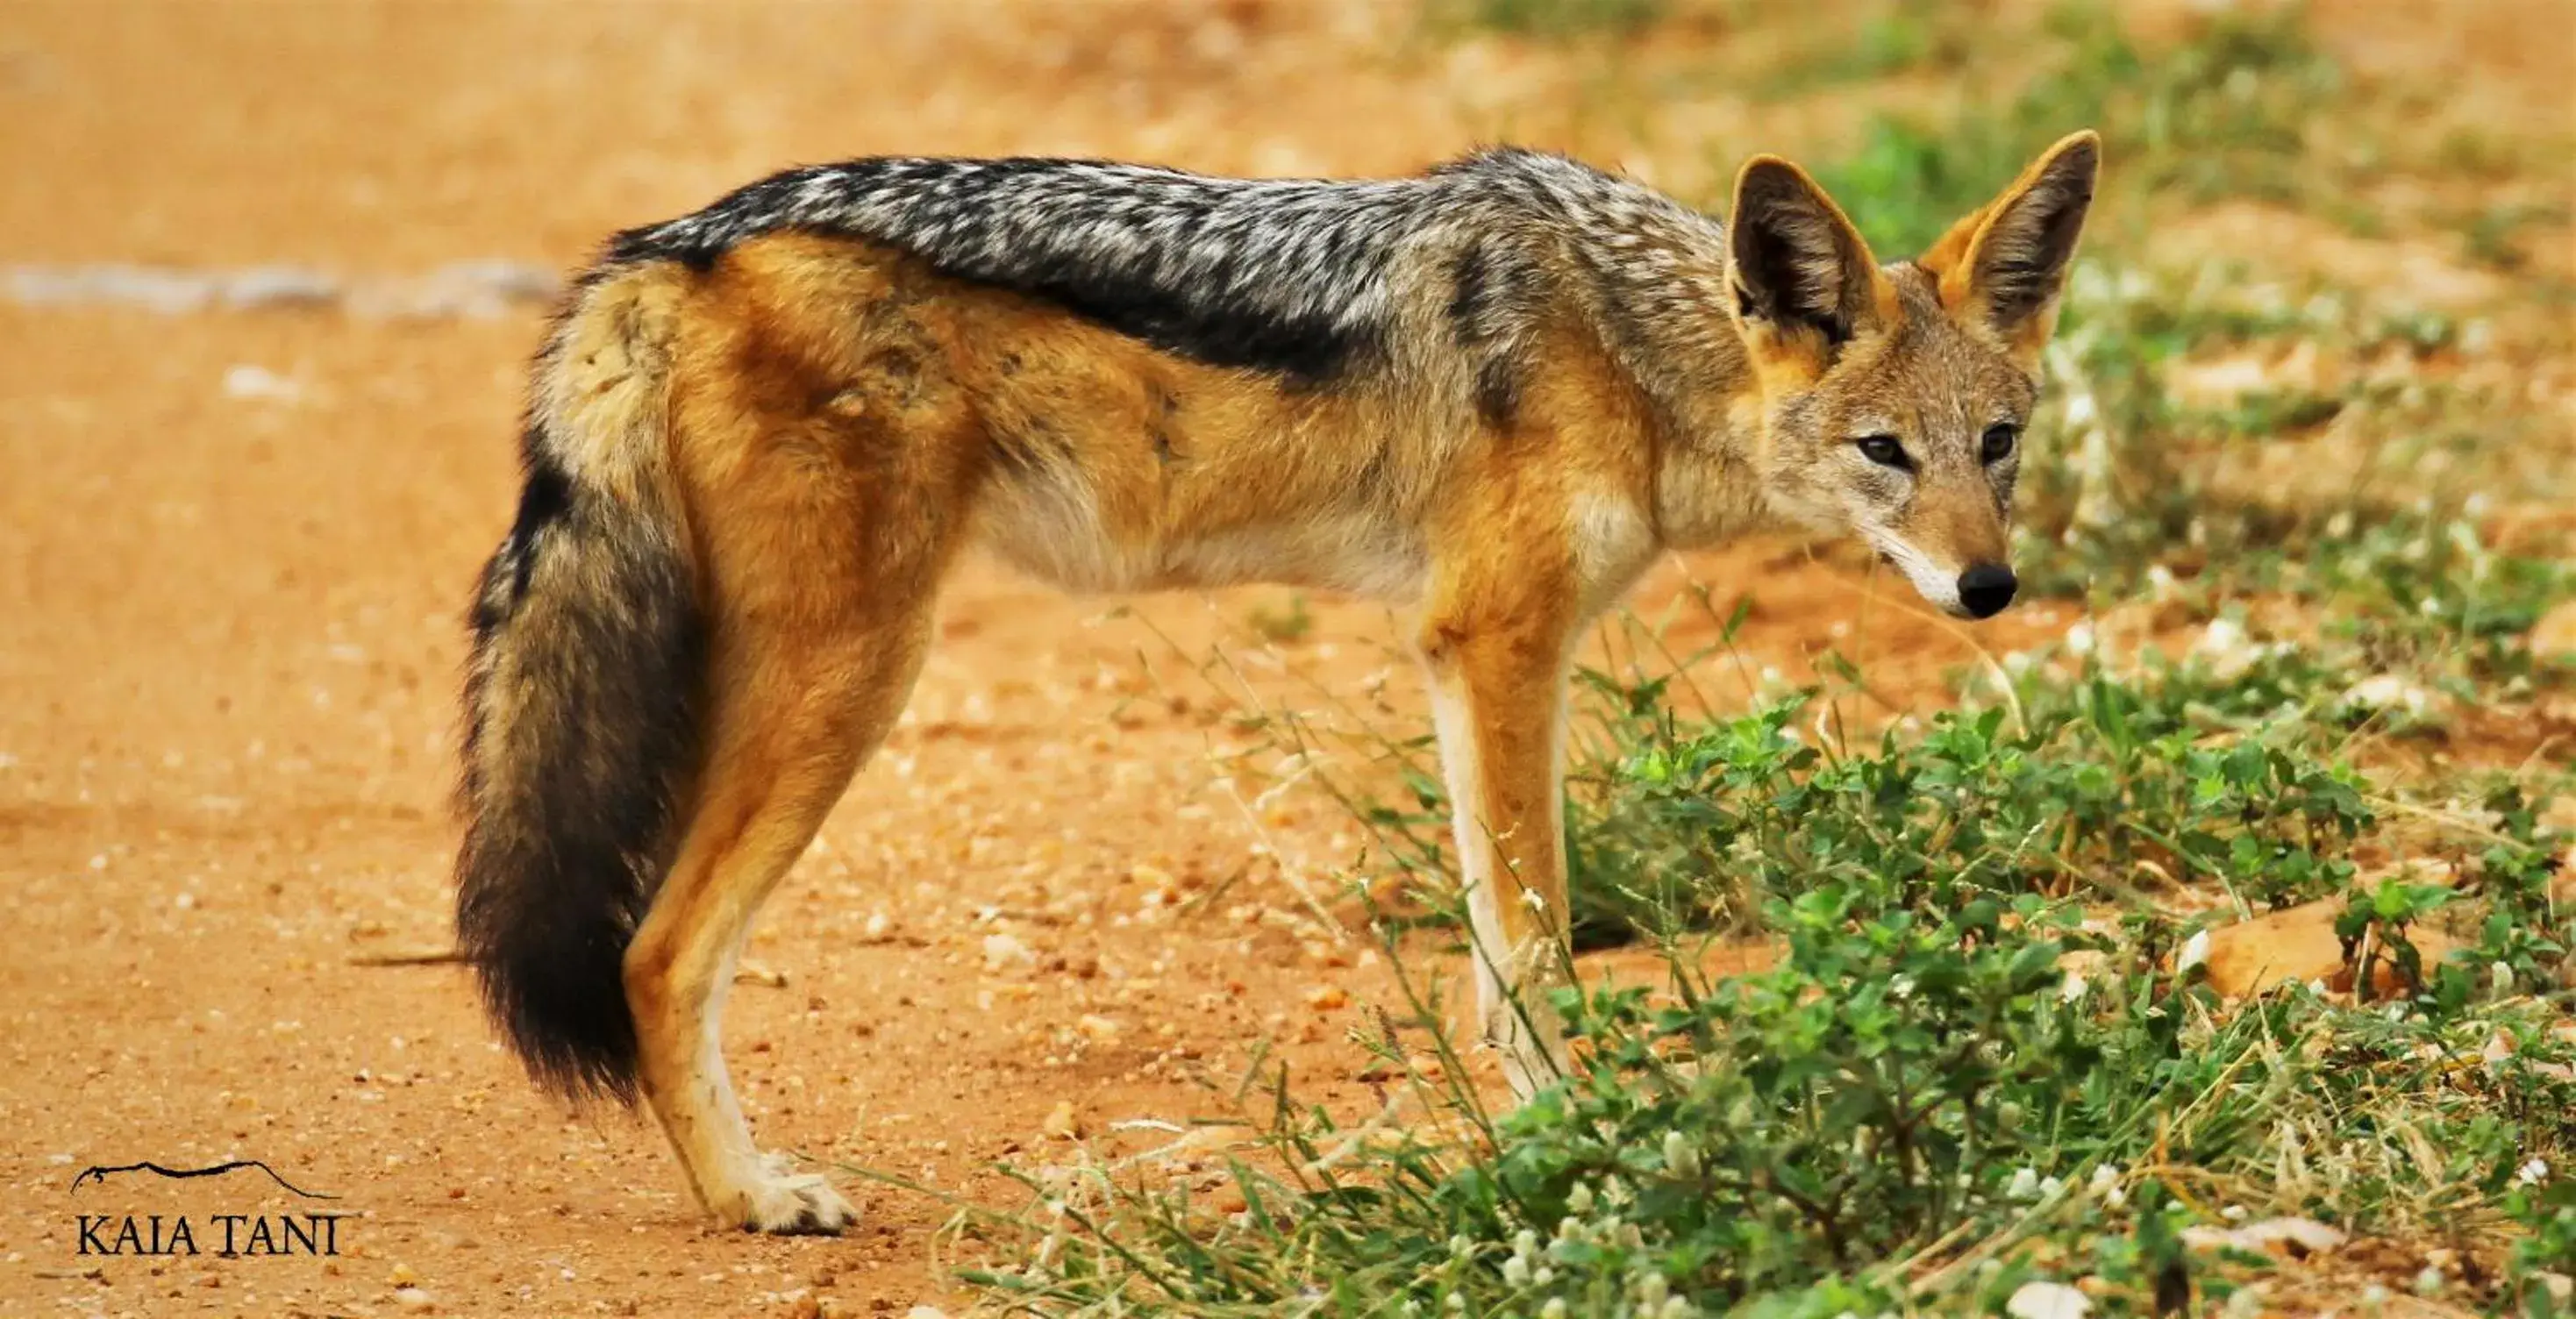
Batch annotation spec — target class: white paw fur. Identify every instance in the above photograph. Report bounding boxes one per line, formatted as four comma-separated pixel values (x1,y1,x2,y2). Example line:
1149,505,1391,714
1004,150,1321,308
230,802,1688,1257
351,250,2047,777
723,1153,855,1235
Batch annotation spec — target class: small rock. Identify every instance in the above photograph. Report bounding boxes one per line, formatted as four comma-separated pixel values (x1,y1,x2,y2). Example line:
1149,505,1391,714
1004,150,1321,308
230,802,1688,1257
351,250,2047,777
2197,888,2463,1000
392,1286,436,1311
2005,1280,2091,1319
982,932,1034,971
221,364,303,404
2197,902,2341,999
2181,1216,2346,1259
1305,985,1350,1012
2532,600,2576,660
2237,1216,2346,1258
2340,673,2433,717
2174,929,2211,975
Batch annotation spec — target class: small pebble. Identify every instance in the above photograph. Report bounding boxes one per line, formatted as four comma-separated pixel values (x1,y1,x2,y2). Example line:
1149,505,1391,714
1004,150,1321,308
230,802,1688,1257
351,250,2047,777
1041,1101,1081,1140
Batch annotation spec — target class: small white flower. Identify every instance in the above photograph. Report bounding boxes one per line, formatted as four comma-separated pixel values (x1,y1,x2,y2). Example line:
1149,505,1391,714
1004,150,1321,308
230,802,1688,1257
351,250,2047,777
1662,1131,1699,1176
1502,1257,1531,1287
2491,962,2515,995
1658,1298,1691,1319
1541,1301,1569,1319
2519,1158,2550,1186
2059,969,2088,1003
2039,1175,2066,1201
1566,1181,1594,1213
2176,929,2212,975
1890,973,1917,999
1448,1234,1474,1259
2007,1166,2043,1201
2065,621,2097,656
1513,1229,1538,1258
1636,1273,1670,1308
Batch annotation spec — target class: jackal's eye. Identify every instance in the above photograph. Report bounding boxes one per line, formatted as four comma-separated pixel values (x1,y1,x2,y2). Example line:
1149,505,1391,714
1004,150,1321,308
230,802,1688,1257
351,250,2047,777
1854,435,1911,470
1980,423,2020,464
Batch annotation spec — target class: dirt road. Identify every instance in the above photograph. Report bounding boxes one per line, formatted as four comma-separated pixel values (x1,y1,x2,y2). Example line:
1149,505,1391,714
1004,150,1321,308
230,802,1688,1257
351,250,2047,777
3,3,2557,1315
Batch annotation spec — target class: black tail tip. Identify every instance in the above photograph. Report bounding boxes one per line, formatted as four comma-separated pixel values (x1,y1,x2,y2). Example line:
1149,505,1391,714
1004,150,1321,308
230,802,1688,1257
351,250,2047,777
462,923,645,1104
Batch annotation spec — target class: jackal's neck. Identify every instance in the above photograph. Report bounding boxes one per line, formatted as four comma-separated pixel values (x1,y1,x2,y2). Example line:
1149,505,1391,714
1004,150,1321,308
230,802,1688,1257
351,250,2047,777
1546,181,1767,545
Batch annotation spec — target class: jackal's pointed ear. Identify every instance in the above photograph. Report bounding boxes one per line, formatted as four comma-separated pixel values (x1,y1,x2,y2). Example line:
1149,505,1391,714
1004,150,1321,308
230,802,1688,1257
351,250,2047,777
1923,131,2101,360
1726,156,1893,362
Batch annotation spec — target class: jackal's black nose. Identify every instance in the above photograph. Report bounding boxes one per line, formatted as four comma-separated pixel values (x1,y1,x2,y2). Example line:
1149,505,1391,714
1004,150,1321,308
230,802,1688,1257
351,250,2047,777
1957,564,2017,619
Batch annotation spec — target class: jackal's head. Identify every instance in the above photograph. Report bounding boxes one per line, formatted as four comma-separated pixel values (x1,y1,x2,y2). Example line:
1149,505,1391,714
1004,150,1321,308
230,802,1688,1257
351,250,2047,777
1724,132,2100,619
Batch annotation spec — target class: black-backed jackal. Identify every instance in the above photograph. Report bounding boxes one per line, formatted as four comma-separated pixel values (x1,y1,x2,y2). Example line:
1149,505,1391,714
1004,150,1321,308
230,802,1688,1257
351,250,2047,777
456,133,2100,1231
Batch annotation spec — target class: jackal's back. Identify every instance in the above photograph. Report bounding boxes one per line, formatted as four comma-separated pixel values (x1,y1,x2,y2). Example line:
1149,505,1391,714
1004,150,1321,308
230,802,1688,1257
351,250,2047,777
599,151,1726,388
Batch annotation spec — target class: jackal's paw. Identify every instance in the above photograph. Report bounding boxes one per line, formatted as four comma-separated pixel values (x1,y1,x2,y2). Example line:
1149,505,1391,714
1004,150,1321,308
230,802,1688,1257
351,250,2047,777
728,1156,855,1235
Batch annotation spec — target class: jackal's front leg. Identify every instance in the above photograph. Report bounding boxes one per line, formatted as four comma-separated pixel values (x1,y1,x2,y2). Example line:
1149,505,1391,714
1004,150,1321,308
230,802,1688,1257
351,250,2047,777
1418,581,1581,1102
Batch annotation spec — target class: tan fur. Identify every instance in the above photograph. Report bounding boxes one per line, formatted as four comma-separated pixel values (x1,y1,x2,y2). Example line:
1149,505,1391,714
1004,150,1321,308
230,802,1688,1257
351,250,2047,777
533,137,2100,1232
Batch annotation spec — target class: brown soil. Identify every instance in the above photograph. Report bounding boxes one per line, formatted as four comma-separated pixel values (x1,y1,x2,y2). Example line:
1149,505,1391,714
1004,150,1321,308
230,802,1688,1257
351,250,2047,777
0,3,2563,1316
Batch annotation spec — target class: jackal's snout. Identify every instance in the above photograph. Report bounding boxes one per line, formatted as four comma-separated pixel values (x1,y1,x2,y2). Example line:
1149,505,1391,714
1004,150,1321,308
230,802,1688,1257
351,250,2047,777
1956,562,2016,619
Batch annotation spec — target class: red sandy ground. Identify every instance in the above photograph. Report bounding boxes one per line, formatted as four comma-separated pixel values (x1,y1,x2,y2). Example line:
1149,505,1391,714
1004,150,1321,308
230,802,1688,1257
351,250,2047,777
0,3,2563,1315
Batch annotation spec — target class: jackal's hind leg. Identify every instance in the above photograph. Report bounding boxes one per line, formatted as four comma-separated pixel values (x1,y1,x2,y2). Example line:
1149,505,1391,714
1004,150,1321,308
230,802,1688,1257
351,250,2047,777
622,584,941,1231
620,592,934,1230
623,460,958,1231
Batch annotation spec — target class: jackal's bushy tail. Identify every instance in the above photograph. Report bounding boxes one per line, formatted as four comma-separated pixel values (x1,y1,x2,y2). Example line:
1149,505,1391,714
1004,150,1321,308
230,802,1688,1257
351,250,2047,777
454,267,704,1102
